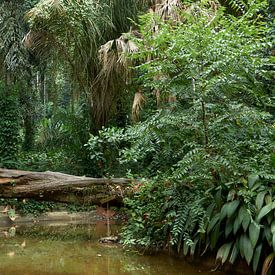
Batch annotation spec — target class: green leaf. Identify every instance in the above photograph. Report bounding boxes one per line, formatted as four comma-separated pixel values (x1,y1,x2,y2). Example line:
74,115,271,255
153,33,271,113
256,191,266,210
252,244,262,273
217,242,233,264
233,216,241,235
242,209,251,232
220,203,228,221
243,235,254,265
215,189,222,209
267,212,273,225
7,209,16,221
205,203,215,218
229,241,239,264
210,223,220,249
248,174,259,189
265,195,272,205
257,203,273,222
249,221,260,248
264,226,272,243
227,200,240,218
207,213,220,233
239,234,245,258
190,238,199,256
237,206,245,225
183,241,189,256
225,218,233,237
273,234,275,252
271,221,275,234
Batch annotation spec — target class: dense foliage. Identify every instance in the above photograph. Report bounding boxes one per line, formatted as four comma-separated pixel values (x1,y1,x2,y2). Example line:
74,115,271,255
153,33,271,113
0,85,21,168
0,0,274,273
109,1,274,273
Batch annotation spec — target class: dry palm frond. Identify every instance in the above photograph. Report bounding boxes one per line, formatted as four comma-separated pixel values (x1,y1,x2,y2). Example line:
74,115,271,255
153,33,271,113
23,30,53,59
155,0,183,21
94,34,138,128
99,33,139,68
155,89,161,107
25,0,146,130
132,90,145,122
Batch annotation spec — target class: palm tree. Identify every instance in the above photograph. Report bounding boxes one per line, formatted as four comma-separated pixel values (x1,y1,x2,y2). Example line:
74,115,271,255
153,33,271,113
25,0,249,130
25,0,149,131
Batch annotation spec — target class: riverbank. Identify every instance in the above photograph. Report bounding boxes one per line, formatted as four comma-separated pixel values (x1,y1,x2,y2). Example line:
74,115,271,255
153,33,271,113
0,210,253,275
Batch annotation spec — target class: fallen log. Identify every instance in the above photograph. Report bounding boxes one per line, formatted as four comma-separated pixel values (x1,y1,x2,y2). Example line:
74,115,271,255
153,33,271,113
0,168,132,204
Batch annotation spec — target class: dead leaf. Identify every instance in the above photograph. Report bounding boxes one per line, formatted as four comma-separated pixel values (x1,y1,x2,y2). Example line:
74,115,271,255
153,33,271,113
1,205,9,213
7,251,15,257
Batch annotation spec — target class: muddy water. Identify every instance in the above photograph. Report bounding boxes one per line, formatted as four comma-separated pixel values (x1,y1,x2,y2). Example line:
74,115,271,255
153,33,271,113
0,222,232,275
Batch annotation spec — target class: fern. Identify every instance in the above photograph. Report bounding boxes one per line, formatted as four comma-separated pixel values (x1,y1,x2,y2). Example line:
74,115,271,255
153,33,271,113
170,188,209,255
225,0,246,14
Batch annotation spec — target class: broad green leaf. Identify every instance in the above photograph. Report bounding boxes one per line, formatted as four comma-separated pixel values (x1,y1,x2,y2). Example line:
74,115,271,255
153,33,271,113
271,221,275,234
205,203,215,218
229,241,239,264
265,195,272,205
183,241,189,256
211,223,220,249
227,200,240,218
256,191,266,210
264,226,272,243
248,174,259,189
252,244,262,273
220,203,228,221
249,222,260,248
267,212,273,225
216,242,233,264
237,206,245,225
190,238,199,256
239,234,245,258
242,209,251,232
273,234,275,252
214,189,222,209
225,218,233,237
257,203,273,222
243,235,254,265
207,213,220,234
233,216,241,235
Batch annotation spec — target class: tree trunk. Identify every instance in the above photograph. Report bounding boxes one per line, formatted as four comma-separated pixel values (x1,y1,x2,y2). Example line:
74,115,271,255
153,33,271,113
0,169,131,204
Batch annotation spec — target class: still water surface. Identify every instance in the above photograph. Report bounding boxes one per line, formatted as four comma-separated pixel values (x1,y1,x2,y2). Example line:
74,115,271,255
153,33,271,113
0,222,233,275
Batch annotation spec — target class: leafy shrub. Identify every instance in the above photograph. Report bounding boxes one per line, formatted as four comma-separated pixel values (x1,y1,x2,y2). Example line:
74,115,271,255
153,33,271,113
207,176,275,273
0,84,21,168
86,127,125,176
120,1,274,273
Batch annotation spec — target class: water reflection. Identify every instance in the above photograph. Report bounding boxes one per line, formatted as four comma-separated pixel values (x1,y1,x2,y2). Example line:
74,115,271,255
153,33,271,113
0,222,231,275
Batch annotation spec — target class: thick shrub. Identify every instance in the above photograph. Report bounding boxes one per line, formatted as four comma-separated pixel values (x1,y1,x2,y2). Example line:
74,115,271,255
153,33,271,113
0,86,21,168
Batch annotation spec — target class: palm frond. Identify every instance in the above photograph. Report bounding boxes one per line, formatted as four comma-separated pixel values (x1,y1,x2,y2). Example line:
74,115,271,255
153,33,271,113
132,90,145,122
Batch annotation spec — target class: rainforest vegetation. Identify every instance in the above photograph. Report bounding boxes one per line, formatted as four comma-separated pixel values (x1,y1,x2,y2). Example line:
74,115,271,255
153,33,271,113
0,0,274,274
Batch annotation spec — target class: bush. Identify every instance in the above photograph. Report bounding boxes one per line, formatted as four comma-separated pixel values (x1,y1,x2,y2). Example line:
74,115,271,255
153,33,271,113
0,84,21,168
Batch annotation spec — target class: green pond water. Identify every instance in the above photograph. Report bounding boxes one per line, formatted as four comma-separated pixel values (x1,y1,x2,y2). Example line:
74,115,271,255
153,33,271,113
0,222,235,275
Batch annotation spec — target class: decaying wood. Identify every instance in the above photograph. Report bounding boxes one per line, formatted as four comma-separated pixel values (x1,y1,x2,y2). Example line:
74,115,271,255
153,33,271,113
0,168,132,203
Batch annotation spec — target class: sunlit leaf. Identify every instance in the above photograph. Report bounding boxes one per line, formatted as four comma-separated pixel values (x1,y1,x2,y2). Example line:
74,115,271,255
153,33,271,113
217,242,233,264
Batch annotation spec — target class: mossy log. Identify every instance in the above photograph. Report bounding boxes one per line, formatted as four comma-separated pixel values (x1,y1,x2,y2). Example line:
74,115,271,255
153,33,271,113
0,168,132,204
